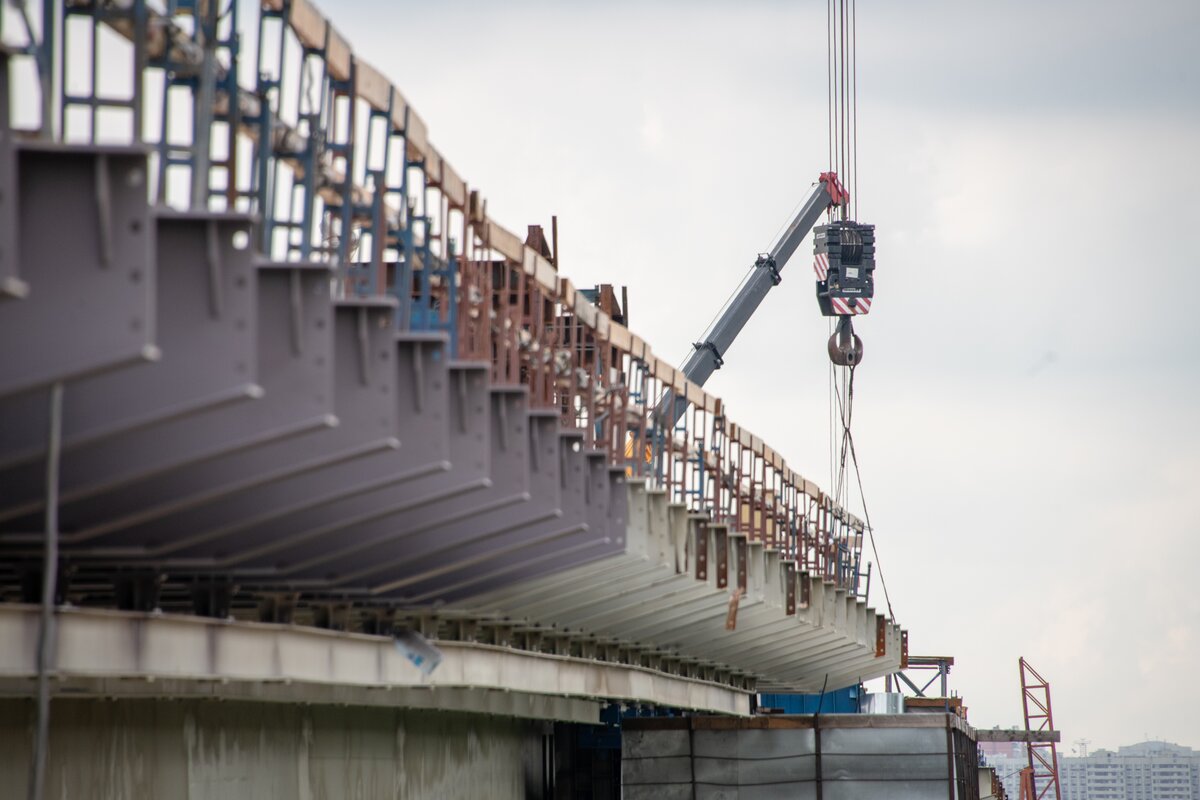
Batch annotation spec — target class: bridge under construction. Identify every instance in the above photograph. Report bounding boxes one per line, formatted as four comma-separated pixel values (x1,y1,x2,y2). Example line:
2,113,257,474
0,2,1011,798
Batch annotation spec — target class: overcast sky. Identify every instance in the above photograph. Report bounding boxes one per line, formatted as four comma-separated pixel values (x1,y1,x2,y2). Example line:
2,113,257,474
333,0,1200,749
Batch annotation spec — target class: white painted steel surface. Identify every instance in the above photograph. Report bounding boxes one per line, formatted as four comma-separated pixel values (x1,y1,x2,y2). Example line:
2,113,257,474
0,604,750,718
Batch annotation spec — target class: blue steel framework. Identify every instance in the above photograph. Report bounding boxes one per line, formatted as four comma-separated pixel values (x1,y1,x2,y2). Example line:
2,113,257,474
0,0,874,599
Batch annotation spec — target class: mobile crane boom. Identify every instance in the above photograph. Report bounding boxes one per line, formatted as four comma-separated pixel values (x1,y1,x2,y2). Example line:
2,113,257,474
658,172,850,425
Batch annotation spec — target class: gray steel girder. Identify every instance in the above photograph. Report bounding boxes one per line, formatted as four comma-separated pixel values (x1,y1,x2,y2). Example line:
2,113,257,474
151,362,495,572
0,143,156,397
430,465,629,605
75,333,454,561
236,386,535,586
0,213,258,472
0,134,27,299
57,297,402,552
0,262,336,533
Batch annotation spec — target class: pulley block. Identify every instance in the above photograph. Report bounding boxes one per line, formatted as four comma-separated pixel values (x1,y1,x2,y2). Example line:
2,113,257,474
814,220,875,317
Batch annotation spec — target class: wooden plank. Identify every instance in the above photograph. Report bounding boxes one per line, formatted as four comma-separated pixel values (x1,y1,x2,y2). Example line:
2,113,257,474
734,427,749,450
654,358,675,388
441,161,467,208
573,293,598,328
282,0,326,53
425,146,444,184
761,443,775,466
905,697,963,710
609,321,632,352
390,88,410,128
355,58,392,112
671,370,687,395
533,254,557,293
595,310,611,339
325,25,352,82
468,191,485,224
486,222,524,263
975,729,1061,743
405,108,429,158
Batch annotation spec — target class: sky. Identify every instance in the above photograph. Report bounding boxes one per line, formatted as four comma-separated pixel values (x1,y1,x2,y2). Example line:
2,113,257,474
333,0,1200,749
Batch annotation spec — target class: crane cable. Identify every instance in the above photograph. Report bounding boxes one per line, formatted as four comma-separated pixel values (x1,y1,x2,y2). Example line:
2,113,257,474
833,367,895,624
824,0,896,624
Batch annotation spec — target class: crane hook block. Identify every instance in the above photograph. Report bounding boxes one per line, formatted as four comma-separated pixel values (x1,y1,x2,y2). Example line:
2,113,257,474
814,220,875,318
828,316,864,366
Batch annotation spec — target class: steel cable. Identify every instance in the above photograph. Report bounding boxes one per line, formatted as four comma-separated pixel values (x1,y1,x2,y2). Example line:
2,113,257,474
838,367,896,623
28,381,63,800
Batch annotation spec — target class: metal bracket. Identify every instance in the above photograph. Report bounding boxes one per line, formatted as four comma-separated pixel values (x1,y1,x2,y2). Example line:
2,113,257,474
724,588,742,631
205,220,223,318
94,154,113,269
715,527,728,589
411,341,425,413
456,369,468,433
735,537,747,594
785,562,796,615
288,268,304,355
755,253,781,285
819,170,850,207
495,393,509,452
528,413,540,473
692,340,724,369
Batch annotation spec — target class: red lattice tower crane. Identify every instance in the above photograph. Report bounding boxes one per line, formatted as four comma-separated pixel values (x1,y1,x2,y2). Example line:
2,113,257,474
1018,657,1063,800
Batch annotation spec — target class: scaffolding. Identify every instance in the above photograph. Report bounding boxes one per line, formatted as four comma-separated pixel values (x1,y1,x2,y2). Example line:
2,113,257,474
1019,657,1063,800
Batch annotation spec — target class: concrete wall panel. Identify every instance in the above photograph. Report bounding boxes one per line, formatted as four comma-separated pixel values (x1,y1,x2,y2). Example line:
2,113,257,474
0,699,546,800
623,715,977,800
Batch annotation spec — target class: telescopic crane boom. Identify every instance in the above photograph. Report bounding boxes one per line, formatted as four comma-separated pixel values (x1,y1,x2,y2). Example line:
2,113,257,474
658,171,865,426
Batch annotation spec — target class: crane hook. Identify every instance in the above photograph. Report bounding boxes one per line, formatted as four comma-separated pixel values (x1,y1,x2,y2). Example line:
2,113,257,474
828,315,863,366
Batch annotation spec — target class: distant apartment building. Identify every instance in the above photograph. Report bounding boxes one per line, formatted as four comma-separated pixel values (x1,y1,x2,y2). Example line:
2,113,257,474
980,740,1200,800
978,740,1027,799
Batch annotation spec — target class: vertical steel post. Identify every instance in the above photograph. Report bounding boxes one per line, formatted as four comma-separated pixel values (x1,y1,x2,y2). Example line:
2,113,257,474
27,382,63,800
